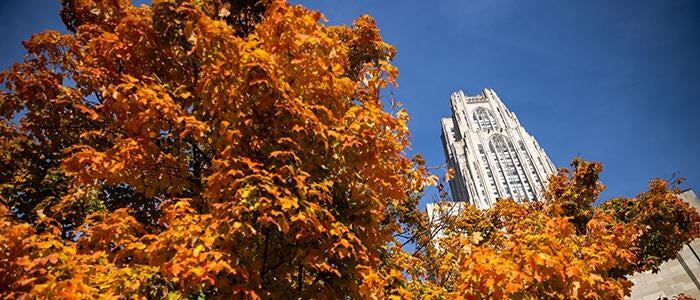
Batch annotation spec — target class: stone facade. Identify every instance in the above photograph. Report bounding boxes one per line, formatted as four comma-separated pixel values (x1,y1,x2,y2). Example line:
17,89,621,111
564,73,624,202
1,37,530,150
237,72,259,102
627,189,700,299
440,88,556,209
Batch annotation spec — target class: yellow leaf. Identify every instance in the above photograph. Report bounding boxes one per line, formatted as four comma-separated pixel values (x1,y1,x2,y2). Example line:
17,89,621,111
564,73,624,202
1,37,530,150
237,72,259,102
194,244,205,257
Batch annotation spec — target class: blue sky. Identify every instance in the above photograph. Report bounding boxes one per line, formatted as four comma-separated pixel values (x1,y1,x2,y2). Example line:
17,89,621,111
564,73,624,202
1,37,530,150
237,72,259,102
1,1,699,208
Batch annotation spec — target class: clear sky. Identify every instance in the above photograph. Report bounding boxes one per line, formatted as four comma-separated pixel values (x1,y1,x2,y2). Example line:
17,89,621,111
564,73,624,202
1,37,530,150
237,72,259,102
1,1,699,208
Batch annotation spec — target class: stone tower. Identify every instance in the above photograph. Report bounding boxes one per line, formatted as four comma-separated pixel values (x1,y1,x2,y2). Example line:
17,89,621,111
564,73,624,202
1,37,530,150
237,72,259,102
440,88,556,209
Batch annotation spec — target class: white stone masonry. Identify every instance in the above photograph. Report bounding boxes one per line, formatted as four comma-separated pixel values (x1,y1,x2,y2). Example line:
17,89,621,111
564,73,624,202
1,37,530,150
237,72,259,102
440,88,556,209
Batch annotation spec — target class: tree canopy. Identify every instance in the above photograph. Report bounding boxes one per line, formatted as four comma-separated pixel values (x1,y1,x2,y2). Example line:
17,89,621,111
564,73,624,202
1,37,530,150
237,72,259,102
0,0,699,299
414,160,700,299
1,0,427,298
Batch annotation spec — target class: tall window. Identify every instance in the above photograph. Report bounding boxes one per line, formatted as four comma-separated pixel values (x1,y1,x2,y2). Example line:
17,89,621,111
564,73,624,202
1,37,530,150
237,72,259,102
520,141,542,187
478,144,497,206
488,135,534,200
472,107,499,131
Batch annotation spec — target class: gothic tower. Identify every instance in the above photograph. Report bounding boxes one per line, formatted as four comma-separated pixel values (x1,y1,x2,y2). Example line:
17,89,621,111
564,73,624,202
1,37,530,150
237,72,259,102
440,88,556,209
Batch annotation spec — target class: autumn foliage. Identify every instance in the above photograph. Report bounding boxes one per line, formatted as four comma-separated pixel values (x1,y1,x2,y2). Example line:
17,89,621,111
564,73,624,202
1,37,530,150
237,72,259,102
0,0,427,298
1,0,699,299
414,160,700,299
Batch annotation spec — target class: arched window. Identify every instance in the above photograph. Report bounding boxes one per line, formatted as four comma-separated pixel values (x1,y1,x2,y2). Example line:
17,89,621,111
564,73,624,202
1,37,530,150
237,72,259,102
472,107,499,130
487,135,534,200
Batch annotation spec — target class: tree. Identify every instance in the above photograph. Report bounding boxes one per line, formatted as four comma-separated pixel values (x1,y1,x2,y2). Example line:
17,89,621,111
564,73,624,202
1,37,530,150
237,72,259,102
0,0,428,298
410,160,700,299
1,1,698,299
